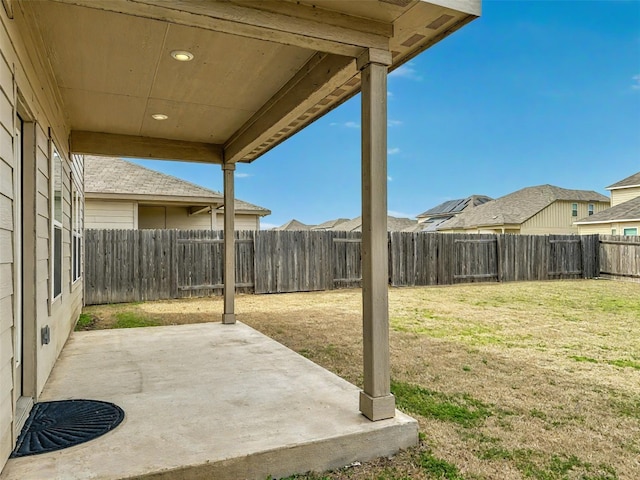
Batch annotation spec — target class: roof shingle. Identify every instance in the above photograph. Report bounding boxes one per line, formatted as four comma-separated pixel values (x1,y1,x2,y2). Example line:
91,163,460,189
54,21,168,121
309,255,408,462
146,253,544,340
439,185,609,230
84,156,270,214
607,172,640,190
576,196,640,223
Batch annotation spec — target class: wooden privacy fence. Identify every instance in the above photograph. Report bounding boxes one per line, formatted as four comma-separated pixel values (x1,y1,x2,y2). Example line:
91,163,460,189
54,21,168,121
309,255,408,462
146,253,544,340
82,230,619,305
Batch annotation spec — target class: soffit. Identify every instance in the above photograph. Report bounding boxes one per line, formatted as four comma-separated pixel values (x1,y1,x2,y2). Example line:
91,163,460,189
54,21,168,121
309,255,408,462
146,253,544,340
22,0,480,163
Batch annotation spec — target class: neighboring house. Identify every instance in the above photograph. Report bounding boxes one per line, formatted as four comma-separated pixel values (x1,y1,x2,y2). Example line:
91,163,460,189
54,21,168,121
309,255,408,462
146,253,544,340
413,195,493,232
274,219,311,231
85,157,270,230
438,185,610,234
311,218,350,231
575,172,640,236
330,216,417,232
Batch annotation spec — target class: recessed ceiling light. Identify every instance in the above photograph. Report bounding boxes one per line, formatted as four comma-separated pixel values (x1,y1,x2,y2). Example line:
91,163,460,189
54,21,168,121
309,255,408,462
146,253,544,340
171,50,194,62
151,114,168,120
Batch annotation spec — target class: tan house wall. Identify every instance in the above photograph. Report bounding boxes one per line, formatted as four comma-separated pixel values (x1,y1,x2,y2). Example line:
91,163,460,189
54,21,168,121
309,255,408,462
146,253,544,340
85,199,136,229
610,186,640,206
578,222,640,236
1,4,83,470
521,201,609,234
88,200,262,230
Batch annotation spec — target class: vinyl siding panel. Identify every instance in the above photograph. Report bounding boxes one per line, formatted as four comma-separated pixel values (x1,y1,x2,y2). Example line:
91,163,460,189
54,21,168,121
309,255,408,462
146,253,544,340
215,213,259,230
522,201,609,234
611,187,640,206
85,199,136,229
577,222,640,235
165,206,212,229
0,40,13,468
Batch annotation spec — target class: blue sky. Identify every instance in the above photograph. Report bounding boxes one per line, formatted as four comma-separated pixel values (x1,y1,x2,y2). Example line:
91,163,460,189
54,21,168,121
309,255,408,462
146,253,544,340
130,0,640,229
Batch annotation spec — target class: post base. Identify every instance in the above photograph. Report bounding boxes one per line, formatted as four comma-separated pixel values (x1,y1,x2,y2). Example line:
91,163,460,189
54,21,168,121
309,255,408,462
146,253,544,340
359,391,395,421
222,313,236,324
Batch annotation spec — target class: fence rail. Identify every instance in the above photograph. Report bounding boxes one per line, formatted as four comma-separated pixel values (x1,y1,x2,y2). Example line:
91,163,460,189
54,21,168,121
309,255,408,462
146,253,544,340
84,230,637,305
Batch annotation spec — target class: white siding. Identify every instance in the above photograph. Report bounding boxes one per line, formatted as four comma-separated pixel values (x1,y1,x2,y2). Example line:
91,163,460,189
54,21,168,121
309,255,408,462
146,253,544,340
85,199,136,229
165,206,211,229
611,187,640,207
578,221,640,236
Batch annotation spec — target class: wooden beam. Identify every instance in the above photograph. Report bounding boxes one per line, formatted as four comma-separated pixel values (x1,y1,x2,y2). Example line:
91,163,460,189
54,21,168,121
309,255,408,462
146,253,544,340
51,0,391,57
70,131,223,164
222,163,236,324
225,53,357,163
188,206,211,216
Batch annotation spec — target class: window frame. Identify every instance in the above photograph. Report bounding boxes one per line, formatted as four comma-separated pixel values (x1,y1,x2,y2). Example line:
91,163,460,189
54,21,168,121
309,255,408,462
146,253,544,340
51,143,63,302
623,227,638,236
571,203,578,217
71,177,83,284
588,204,594,216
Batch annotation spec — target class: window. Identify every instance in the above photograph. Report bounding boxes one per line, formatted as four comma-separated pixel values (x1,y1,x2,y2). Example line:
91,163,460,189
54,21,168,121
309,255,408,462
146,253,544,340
611,229,617,235
71,169,83,283
588,204,594,216
571,203,578,217
51,145,63,300
623,227,638,236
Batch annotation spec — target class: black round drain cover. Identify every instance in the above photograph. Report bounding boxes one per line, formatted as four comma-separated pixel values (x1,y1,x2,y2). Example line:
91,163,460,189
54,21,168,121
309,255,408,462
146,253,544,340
11,399,125,458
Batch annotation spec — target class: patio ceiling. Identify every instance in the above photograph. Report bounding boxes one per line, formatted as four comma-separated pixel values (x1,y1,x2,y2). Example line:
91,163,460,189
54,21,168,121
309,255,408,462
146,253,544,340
21,0,480,164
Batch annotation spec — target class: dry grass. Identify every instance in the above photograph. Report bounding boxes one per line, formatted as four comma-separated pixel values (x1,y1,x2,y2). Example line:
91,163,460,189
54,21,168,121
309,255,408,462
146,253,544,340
82,280,640,480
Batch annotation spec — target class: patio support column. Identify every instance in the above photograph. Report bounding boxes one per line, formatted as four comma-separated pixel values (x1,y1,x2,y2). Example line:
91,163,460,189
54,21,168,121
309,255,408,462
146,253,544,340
358,49,395,421
222,162,236,324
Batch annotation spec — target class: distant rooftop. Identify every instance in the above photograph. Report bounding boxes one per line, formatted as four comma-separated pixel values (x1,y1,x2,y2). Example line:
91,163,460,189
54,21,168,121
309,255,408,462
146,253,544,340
85,156,270,215
417,195,493,219
607,171,640,190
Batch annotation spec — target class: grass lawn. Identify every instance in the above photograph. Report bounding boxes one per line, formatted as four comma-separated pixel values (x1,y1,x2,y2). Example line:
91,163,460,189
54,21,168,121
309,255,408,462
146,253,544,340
81,280,640,480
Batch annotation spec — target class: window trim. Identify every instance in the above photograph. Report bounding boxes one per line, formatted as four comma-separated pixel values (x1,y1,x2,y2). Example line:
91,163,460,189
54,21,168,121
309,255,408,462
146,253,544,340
71,171,83,285
571,203,578,217
588,204,594,216
51,143,63,302
623,227,638,236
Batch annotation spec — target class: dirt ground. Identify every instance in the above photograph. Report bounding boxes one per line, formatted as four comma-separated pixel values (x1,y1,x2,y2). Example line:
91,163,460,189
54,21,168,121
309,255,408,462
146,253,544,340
83,280,640,480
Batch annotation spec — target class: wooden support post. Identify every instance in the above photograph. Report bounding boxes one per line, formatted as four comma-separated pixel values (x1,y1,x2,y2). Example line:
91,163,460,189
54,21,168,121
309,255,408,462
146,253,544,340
358,50,395,421
222,163,236,324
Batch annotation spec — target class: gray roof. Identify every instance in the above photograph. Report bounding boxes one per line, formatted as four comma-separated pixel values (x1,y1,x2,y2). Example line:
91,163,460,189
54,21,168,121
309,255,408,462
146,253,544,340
84,156,270,215
417,195,493,219
330,216,417,232
403,216,453,232
607,172,640,190
310,218,350,230
274,219,311,231
440,185,610,230
576,196,640,223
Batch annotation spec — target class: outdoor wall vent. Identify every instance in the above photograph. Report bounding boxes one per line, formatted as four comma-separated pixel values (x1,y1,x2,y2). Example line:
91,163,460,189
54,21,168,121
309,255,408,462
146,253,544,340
426,14,454,30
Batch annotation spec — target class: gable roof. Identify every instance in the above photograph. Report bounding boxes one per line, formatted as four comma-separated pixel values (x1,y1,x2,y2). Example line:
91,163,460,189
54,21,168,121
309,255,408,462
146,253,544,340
330,216,417,232
274,219,311,231
417,195,493,219
84,156,270,215
575,196,640,224
439,185,610,230
311,218,350,230
607,172,640,190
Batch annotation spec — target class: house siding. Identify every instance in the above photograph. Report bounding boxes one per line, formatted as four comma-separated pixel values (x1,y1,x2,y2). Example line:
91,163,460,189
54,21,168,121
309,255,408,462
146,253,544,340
578,221,640,236
85,199,136,229
521,201,609,234
0,29,15,465
0,4,82,471
215,213,259,230
610,187,640,206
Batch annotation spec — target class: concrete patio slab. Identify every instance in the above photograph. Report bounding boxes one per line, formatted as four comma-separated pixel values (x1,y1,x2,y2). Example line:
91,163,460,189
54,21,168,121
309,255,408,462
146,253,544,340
1,322,417,480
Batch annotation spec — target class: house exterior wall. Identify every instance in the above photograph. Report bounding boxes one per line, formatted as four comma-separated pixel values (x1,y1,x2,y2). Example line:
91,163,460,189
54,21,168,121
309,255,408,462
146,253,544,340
85,199,136,229
578,221,640,236
1,4,83,471
521,201,609,234
610,186,640,206
215,212,259,230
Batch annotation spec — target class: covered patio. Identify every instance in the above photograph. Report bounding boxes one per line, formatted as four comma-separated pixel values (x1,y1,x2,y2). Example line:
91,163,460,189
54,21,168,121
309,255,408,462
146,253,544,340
2,0,479,477
1,322,417,479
